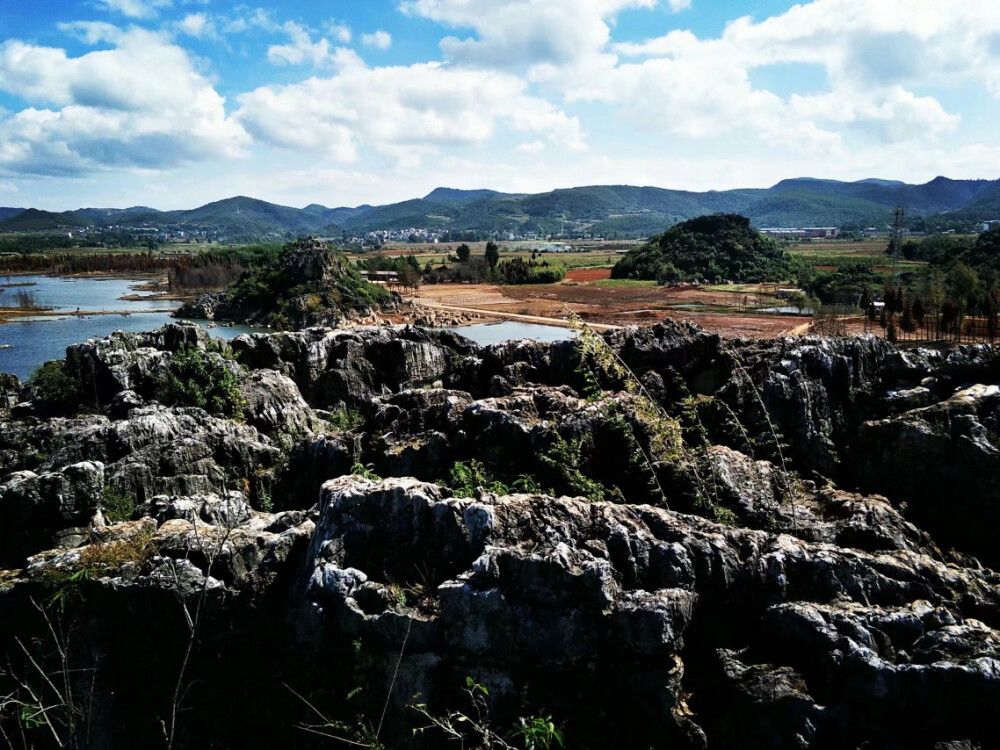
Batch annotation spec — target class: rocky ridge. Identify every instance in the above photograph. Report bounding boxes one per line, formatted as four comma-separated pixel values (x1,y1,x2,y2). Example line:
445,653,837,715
0,321,999,748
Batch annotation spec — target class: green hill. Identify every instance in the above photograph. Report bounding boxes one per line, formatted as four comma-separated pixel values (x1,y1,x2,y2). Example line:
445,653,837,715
10,176,1000,241
0,209,89,231
612,214,794,284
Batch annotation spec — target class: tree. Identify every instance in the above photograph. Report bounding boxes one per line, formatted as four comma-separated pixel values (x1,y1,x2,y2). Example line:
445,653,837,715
912,297,925,337
485,241,500,270
859,288,873,312
788,291,809,314
456,244,471,263
948,262,979,312
900,302,915,337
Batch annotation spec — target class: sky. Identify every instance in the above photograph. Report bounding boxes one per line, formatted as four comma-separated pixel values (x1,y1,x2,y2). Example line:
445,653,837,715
0,0,999,211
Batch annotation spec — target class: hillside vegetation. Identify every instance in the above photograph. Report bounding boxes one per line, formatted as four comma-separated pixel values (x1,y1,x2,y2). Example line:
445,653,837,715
611,214,794,283
4,177,1000,240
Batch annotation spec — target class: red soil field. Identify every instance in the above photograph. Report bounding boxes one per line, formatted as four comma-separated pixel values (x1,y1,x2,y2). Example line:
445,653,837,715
565,268,613,282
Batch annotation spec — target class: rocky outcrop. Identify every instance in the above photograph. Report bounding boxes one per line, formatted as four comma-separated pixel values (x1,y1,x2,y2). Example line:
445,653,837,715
3,320,1000,748
172,239,396,328
297,476,1000,747
854,383,1000,564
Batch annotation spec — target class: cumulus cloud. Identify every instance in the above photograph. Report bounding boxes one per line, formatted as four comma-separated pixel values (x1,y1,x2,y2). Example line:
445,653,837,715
235,61,585,166
564,0,1000,153
95,0,172,20
361,30,392,50
177,13,217,39
327,21,352,44
402,0,656,71
267,21,362,68
0,28,248,176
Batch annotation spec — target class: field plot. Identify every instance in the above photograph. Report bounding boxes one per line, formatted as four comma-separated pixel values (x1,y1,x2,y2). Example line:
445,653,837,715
412,277,809,339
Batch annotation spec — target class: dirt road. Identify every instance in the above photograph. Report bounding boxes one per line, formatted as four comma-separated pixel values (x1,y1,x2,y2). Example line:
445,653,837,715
413,297,621,331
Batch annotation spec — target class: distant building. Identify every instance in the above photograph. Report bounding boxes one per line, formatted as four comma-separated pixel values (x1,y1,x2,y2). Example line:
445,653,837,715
358,270,400,285
761,227,839,239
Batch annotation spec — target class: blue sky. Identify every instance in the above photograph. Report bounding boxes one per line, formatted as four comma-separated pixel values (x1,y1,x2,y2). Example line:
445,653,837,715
0,0,998,210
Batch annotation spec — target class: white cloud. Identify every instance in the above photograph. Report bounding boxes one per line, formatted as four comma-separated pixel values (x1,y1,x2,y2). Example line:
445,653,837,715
562,0,1000,155
0,29,248,176
327,21,352,44
235,61,585,166
58,21,124,45
95,0,172,20
667,0,690,10
402,0,656,71
361,30,392,50
515,140,546,153
177,13,217,39
267,21,360,68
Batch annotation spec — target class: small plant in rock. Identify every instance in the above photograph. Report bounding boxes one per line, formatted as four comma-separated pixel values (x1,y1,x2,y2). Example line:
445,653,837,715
538,435,611,503
515,715,565,750
510,474,543,494
569,316,687,507
157,346,246,420
79,529,155,571
351,463,382,481
411,677,566,750
327,408,365,433
101,485,136,524
447,459,509,496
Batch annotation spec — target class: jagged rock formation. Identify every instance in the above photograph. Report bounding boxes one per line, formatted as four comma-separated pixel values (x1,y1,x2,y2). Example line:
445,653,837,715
2,321,1000,748
174,238,396,328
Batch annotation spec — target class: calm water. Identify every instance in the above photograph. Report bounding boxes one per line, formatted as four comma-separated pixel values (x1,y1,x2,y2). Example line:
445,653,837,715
0,277,581,381
0,275,258,380
447,321,578,346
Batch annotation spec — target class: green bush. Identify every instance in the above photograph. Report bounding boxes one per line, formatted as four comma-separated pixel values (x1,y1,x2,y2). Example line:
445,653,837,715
27,360,83,415
102,486,136,523
157,346,246,419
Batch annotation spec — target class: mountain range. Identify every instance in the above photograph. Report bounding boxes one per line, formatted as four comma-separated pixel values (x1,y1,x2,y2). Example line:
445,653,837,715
2,176,999,239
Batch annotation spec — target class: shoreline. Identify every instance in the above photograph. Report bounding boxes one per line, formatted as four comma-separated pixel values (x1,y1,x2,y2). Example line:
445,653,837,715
0,307,180,323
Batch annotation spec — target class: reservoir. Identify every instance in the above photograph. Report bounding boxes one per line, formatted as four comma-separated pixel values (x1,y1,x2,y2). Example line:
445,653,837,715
0,277,582,381
0,276,255,380
447,320,578,346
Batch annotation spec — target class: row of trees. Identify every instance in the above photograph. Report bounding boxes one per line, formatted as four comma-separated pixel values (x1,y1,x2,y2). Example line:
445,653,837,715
427,242,565,285
863,264,1000,343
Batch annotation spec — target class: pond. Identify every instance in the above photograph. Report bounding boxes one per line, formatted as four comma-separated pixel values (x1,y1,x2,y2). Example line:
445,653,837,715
446,321,579,346
0,275,259,380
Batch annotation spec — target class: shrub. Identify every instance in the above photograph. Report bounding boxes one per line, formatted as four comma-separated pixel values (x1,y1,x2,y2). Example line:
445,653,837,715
27,360,84,415
157,346,246,419
102,486,136,523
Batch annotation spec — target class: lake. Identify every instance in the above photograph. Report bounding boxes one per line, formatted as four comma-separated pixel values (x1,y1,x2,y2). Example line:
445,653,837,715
0,276,258,380
446,321,578,346
0,277,582,381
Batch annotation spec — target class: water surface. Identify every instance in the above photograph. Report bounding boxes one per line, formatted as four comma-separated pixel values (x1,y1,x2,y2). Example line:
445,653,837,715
447,321,578,347
0,275,258,380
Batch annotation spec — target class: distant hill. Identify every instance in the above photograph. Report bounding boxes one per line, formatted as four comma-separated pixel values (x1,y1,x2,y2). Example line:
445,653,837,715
612,214,794,284
423,187,514,204
74,206,164,225
0,209,88,231
163,196,332,237
4,176,1000,240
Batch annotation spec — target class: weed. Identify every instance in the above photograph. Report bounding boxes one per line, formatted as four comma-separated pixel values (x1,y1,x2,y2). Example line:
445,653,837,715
446,459,509,496
352,463,383,481
327,408,365,433
538,435,610,503
101,485,136,524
